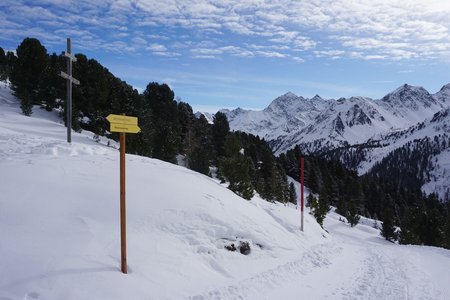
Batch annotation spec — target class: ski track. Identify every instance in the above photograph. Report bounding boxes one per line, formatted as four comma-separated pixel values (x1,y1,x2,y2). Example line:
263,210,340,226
186,241,341,300
339,247,406,300
187,235,443,300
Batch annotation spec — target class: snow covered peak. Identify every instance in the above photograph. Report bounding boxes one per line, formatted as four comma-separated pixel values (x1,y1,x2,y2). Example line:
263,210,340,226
439,83,450,92
378,83,443,124
265,92,305,113
226,107,250,119
293,96,387,145
194,111,214,124
382,84,436,106
281,91,298,98
223,91,327,141
435,83,450,106
311,94,323,102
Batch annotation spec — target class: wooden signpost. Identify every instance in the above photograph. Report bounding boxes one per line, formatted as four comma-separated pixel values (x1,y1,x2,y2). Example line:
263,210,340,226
59,38,80,143
107,114,141,274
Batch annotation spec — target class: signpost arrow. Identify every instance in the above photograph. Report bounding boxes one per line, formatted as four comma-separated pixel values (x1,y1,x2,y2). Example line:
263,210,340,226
106,114,138,126
110,123,141,134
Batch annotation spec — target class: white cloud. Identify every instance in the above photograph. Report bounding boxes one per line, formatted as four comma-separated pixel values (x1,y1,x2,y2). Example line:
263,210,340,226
292,56,305,63
132,36,148,45
2,0,450,63
256,51,286,58
314,50,345,59
147,43,167,52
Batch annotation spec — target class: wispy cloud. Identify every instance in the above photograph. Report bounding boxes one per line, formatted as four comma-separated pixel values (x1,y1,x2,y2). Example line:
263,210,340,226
1,0,450,63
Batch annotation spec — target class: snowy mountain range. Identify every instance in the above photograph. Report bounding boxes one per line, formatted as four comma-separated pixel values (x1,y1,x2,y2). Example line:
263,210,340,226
220,83,450,199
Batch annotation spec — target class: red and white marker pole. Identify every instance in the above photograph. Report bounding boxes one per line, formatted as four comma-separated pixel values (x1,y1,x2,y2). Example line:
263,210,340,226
300,157,304,232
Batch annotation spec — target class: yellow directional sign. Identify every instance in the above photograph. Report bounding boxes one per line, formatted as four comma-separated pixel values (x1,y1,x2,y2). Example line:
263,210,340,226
110,123,141,133
106,114,138,126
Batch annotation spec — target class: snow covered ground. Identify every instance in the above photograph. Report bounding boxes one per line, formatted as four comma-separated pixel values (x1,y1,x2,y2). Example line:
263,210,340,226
1,85,450,299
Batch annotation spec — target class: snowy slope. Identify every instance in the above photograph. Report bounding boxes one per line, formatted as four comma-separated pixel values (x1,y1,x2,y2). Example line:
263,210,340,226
1,85,450,300
356,108,450,198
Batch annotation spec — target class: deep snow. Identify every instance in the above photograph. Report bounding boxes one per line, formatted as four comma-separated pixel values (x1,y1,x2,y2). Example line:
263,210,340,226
1,86,450,300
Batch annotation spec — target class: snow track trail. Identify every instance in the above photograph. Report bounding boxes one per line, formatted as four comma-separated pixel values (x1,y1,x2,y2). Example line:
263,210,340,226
187,211,448,300
186,241,342,300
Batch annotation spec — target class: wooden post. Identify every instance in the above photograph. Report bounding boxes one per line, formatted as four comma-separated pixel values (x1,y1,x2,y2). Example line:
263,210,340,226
66,38,72,143
300,157,304,232
120,132,127,274
59,38,79,143
106,114,140,274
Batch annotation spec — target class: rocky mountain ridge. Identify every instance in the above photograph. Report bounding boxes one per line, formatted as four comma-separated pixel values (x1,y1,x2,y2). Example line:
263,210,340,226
216,83,450,200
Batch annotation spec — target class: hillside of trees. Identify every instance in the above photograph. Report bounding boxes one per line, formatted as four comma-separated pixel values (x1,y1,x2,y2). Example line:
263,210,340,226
0,38,293,205
279,145,450,249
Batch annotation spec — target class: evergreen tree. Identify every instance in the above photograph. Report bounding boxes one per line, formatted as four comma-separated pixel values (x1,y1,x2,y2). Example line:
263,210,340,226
4,51,16,81
177,101,196,155
143,82,181,163
10,38,48,115
18,89,32,116
37,53,65,111
188,115,212,175
219,134,254,200
443,204,450,249
335,196,347,216
0,47,6,82
0,47,5,65
310,188,330,227
212,111,229,160
289,182,297,205
72,54,110,132
421,194,444,247
346,198,360,227
399,207,421,245
381,203,396,241
306,192,315,207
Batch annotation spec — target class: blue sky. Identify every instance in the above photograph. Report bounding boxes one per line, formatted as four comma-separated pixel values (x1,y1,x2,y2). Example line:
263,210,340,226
1,0,450,112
